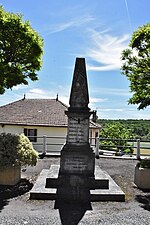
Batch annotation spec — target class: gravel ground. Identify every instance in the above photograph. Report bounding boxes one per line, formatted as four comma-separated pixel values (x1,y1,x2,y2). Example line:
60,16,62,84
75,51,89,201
0,157,150,225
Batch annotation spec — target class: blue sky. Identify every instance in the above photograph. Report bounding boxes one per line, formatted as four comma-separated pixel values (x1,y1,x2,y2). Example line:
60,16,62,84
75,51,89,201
0,0,150,119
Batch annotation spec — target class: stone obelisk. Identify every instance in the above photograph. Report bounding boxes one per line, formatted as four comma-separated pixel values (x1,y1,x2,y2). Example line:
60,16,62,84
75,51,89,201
30,57,125,204
55,58,95,209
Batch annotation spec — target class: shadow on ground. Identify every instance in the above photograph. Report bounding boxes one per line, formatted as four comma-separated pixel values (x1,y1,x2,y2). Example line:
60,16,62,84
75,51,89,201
57,202,90,225
0,199,9,212
136,194,150,211
0,178,33,212
54,186,92,225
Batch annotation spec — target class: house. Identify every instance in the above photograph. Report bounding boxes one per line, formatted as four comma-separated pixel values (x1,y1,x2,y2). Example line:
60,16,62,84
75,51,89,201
0,97,99,154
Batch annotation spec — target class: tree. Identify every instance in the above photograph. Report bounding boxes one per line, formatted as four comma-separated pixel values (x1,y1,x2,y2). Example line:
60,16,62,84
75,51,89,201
98,119,150,140
0,6,43,94
99,122,133,152
121,23,150,110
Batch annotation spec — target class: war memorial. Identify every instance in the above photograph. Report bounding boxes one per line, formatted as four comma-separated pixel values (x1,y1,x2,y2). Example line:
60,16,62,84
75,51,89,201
30,58,125,206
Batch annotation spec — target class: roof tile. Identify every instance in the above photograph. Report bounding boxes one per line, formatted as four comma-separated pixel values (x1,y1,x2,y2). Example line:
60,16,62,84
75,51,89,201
0,99,68,126
0,98,99,128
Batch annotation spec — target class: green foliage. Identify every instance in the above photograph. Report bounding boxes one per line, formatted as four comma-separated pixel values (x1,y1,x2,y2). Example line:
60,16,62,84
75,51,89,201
0,133,18,167
98,119,150,140
121,23,150,110
0,6,43,94
139,158,150,169
0,133,38,168
17,134,38,166
99,122,133,152
123,148,133,154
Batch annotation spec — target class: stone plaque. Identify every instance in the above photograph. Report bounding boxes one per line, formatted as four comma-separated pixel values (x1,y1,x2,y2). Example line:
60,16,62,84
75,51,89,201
67,117,89,144
60,152,94,175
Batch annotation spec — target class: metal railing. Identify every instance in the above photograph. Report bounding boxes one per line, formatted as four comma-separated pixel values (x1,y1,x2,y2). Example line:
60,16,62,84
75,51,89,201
28,135,97,155
28,135,150,159
98,137,150,159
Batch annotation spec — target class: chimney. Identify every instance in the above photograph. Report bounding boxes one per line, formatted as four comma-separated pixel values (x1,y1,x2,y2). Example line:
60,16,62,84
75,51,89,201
56,93,58,101
92,110,97,123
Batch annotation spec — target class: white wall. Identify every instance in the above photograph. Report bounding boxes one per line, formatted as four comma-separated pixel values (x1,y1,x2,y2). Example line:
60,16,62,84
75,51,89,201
0,124,99,154
32,126,66,153
0,124,66,153
0,125,23,134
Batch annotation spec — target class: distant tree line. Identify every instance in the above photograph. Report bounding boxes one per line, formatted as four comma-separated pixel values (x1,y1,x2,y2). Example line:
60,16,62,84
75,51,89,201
97,119,150,141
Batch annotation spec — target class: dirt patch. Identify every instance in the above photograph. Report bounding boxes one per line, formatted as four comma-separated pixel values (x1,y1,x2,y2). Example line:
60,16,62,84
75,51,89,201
0,178,33,200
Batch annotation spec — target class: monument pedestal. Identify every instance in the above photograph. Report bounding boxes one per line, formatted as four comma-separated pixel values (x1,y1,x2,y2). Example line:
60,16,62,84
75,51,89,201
53,144,95,209
30,163,125,202
59,144,95,176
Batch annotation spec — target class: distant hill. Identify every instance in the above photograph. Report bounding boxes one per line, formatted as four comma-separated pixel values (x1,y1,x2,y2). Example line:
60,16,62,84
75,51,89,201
97,119,150,140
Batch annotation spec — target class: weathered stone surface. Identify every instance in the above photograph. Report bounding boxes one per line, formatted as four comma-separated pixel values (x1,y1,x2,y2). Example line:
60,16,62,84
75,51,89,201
45,165,59,188
0,166,21,185
134,165,150,189
30,165,125,202
66,113,90,145
69,58,89,109
59,145,95,176
30,57,125,204
55,58,94,207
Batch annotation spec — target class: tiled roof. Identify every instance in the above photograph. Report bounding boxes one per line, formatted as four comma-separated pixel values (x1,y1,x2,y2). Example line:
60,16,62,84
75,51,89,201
0,98,99,128
0,98,68,127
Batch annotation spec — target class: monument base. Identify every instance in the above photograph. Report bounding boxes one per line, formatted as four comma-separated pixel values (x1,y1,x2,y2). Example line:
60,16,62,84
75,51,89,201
59,144,95,176
53,144,95,208
30,165,125,202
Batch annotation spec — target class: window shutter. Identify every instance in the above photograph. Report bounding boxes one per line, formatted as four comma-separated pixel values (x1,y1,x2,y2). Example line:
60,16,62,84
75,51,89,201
24,128,28,136
34,129,37,142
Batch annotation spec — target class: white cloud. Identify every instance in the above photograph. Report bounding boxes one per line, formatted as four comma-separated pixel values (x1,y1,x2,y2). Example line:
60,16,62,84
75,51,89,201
86,29,130,71
29,88,45,95
90,97,107,103
24,88,70,105
91,87,131,97
89,97,107,110
12,84,27,90
97,106,150,119
46,15,95,34
97,108,124,112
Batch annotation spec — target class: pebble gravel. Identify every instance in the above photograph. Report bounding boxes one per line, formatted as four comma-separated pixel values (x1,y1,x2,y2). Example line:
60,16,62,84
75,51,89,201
0,157,150,224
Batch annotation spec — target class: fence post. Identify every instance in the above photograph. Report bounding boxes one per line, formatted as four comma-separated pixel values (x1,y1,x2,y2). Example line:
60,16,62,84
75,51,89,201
42,135,47,154
95,137,99,159
136,139,140,160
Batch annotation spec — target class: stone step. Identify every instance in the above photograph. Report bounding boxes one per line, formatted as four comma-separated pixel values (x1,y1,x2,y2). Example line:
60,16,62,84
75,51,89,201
90,173,125,202
45,165,60,188
30,166,125,202
93,166,109,189
30,169,56,200
45,165,109,189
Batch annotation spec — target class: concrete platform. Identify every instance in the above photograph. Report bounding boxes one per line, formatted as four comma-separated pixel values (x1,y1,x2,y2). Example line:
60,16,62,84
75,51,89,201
30,165,125,201
90,171,125,202
45,165,109,189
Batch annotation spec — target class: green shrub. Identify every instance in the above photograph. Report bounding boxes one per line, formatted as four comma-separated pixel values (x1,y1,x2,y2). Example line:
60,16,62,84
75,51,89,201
139,158,150,169
99,140,116,150
123,148,133,154
99,122,133,151
0,133,38,168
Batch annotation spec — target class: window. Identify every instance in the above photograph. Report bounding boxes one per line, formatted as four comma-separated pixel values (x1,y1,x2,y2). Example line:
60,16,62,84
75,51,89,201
24,128,37,142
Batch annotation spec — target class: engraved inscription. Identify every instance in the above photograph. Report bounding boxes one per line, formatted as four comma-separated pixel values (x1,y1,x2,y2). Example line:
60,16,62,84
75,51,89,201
63,155,88,172
67,117,89,143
